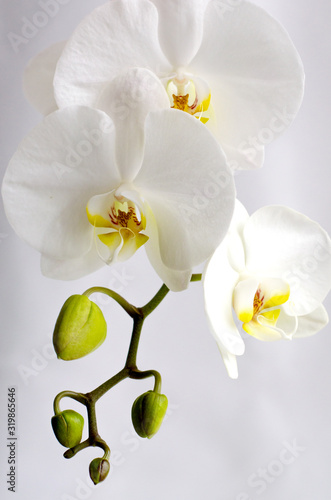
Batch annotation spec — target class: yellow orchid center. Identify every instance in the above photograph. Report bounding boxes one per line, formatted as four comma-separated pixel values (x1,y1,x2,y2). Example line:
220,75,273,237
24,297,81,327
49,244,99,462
166,76,211,124
86,192,149,264
253,288,264,315
107,199,145,233
233,278,291,341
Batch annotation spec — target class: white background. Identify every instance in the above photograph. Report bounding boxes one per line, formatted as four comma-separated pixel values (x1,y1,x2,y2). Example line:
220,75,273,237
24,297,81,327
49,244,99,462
1,1,331,499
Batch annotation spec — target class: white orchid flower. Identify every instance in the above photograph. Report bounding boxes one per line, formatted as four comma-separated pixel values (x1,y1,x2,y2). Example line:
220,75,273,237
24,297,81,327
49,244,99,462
3,69,235,291
23,0,304,170
203,201,331,378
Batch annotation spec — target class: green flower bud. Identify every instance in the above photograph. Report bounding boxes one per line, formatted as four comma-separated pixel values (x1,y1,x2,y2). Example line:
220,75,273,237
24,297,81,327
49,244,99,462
89,458,110,485
131,390,168,439
53,295,107,360
51,409,84,448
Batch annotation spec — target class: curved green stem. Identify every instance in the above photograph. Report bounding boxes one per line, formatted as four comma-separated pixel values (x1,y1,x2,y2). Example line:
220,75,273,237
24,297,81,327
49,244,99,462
64,439,90,459
53,391,87,415
82,286,138,318
129,369,162,393
125,316,144,368
64,438,110,460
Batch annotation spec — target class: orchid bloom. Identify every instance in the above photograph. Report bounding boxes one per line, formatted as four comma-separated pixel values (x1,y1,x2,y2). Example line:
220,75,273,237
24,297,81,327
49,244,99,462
23,0,304,170
2,69,235,291
203,201,331,378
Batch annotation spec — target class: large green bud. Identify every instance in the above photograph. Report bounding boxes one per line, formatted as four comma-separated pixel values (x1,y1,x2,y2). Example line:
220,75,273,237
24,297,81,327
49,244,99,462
131,391,168,439
51,409,84,448
89,458,110,485
53,295,107,360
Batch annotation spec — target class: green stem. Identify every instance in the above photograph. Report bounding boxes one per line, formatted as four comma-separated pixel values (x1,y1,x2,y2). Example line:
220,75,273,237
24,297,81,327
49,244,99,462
53,391,87,415
140,273,201,318
129,369,162,393
88,367,130,403
140,284,170,318
125,316,144,368
82,286,138,318
86,399,98,439
64,439,90,459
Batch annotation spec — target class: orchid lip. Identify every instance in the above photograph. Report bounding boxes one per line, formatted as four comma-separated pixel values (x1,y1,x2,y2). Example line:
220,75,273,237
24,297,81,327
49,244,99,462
233,277,292,341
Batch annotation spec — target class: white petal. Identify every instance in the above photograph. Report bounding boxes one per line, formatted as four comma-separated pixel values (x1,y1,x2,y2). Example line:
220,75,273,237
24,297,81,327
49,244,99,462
23,41,65,115
135,109,235,271
217,346,238,380
243,206,331,316
190,1,304,169
2,107,120,260
225,199,249,272
54,0,171,108
294,305,329,339
144,205,192,291
203,240,245,357
41,248,104,280
97,68,169,180
149,0,210,67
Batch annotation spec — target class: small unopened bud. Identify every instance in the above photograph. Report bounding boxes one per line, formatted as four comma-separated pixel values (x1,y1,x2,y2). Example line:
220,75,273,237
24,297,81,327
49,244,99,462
53,295,107,360
131,390,168,439
89,458,110,485
51,409,84,448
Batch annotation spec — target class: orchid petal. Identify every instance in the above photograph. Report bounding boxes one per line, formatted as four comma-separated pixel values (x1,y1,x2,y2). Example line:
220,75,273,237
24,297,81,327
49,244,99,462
190,1,304,169
203,240,245,357
54,0,171,109
2,107,119,260
218,347,238,380
96,68,169,180
135,109,235,271
149,0,210,67
225,199,249,272
243,206,331,316
23,41,65,115
294,305,329,339
144,205,192,291
41,248,103,280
